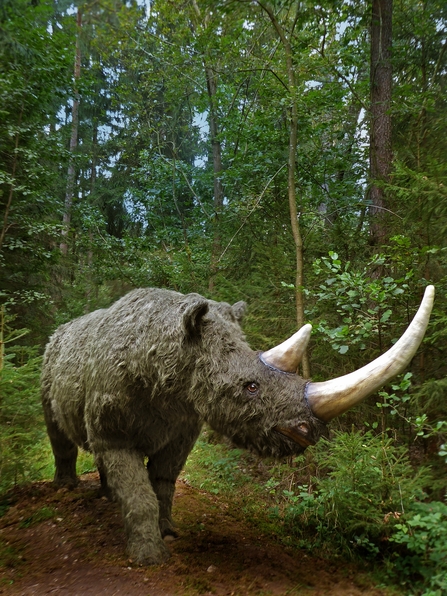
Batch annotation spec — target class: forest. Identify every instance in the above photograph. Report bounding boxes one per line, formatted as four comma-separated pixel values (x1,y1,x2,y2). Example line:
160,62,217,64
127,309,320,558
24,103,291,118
0,0,446,593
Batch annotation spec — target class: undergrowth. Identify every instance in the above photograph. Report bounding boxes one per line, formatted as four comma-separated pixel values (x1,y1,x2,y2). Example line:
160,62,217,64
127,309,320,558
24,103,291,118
0,352,47,493
0,336,98,497
183,428,446,596
1,342,444,596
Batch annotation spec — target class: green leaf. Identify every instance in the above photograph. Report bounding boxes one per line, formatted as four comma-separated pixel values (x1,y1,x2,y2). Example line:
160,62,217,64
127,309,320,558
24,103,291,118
380,309,392,323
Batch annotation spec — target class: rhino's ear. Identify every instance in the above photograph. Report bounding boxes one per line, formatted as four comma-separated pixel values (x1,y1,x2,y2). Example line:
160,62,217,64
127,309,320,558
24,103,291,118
232,301,246,323
182,295,209,338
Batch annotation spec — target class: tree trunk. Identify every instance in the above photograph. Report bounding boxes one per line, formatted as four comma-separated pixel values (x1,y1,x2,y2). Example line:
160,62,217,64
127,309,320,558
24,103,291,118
191,0,224,293
370,0,393,246
258,1,309,377
84,114,98,314
60,7,82,256
205,64,224,293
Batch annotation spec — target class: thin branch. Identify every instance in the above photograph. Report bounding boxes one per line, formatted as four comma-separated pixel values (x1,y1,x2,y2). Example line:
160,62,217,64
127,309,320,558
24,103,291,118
231,66,289,91
289,3,300,37
129,36,206,91
217,164,286,262
156,152,211,219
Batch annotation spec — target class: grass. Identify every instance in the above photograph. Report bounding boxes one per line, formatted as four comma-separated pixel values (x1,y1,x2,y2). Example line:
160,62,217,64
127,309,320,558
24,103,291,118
19,506,56,528
183,432,303,545
0,538,24,569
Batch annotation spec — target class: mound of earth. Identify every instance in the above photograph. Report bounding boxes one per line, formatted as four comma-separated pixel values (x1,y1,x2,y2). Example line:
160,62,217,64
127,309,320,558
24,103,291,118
0,473,392,595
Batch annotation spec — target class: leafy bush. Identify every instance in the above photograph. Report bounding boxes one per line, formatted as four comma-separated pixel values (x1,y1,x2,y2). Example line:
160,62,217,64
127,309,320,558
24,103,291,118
279,430,432,556
391,500,447,596
185,428,443,595
310,251,413,356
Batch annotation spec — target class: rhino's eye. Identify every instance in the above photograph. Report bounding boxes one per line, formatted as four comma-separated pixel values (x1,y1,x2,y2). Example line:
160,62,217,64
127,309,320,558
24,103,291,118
245,382,259,396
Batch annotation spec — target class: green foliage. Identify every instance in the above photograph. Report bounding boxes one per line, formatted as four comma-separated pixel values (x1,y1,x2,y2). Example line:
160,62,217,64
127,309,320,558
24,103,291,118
0,306,45,493
0,2,445,590
376,372,413,419
19,506,56,528
0,0,73,341
306,249,447,450
276,430,431,556
183,431,246,495
0,349,46,494
390,500,447,596
310,250,414,355
184,429,441,594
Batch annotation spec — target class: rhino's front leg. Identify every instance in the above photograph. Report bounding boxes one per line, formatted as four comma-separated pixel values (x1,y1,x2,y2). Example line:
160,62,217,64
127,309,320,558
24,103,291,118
147,425,201,539
100,449,170,565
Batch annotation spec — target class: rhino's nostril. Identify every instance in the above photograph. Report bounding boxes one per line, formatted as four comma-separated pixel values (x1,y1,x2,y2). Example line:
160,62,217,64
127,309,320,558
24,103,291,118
274,424,315,447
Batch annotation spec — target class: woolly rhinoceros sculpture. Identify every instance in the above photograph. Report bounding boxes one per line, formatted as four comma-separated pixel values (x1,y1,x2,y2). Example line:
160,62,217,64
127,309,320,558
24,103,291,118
41,285,434,564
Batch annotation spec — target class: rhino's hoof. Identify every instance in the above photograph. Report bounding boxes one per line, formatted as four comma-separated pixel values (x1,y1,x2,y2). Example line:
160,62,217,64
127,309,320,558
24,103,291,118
98,484,115,501
128,540,171,566
53,475,78,490
160,519,179,540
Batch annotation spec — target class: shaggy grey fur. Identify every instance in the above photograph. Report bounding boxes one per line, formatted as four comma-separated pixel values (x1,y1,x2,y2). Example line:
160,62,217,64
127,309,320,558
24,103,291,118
41,288,327,564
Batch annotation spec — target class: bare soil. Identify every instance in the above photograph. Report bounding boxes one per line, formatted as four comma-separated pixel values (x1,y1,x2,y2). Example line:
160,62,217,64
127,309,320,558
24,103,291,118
0,473,395,596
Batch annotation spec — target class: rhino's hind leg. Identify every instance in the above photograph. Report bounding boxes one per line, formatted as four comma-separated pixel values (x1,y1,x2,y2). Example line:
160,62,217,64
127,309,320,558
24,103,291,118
42,400,78,488
100,449,170,565
147,426,201,539
95,454,114,499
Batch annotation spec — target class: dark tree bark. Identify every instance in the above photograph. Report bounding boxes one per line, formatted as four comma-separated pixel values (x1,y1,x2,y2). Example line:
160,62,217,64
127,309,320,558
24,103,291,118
84,114,98,314
60,7,82,256
370,0,393,246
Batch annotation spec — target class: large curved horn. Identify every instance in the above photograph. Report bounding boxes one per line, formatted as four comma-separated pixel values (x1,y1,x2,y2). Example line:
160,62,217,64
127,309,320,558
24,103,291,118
306,285,435,422
260,324,312,373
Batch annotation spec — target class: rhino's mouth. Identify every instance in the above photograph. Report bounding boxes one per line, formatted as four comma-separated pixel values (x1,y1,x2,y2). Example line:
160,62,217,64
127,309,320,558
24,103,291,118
274,423,316,447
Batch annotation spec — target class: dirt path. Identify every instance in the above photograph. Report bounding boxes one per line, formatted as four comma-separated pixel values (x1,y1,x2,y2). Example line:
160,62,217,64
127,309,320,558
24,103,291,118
0,473,394,596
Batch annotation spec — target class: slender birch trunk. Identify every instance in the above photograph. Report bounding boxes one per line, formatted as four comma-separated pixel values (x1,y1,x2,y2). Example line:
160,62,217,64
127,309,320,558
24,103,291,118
205,64,224,293
258,2,310,377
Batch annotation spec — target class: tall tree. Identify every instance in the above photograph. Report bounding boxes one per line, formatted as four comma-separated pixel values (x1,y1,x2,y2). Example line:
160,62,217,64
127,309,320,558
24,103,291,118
0,0,72,338
191,0,224,292
60,6,82,256
256,1,310,376
369,0,393,246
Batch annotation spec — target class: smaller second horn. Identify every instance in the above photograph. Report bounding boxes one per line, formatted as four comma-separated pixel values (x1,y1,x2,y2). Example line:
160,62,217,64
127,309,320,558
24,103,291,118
260,324,312,373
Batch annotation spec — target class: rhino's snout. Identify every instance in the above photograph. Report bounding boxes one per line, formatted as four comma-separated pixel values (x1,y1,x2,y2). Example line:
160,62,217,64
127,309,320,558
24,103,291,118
274,421,316,447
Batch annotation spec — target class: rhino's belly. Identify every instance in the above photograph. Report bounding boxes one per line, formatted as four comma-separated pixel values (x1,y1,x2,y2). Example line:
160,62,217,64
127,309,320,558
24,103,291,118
84,395,201,455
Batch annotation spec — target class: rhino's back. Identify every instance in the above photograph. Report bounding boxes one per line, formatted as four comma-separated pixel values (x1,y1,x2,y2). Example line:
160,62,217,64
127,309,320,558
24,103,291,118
41,289,201,445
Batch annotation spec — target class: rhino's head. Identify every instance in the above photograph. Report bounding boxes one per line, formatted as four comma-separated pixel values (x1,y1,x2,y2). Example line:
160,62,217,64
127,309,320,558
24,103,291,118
190,286,434,458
